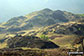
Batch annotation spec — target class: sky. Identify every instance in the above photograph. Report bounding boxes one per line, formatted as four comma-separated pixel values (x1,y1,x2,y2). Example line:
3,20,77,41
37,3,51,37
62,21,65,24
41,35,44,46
0,0,84,23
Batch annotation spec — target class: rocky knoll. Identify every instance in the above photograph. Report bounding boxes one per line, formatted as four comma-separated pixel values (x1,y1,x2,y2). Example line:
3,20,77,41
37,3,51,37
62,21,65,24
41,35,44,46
7,36,59,49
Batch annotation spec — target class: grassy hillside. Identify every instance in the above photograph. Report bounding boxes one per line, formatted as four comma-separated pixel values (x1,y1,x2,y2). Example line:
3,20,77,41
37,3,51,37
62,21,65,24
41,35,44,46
52,35,77,47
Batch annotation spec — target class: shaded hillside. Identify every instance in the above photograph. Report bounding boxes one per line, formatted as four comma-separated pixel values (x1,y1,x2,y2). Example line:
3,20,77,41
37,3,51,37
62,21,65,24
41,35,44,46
7,36,59,49
1,8,84,32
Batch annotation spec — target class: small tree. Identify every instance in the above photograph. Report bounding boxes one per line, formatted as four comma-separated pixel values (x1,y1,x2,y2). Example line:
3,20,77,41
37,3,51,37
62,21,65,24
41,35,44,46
40,34,49,41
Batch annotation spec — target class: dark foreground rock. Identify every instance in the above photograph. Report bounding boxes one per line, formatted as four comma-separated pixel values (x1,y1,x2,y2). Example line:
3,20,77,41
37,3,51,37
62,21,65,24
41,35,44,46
7,36,59,49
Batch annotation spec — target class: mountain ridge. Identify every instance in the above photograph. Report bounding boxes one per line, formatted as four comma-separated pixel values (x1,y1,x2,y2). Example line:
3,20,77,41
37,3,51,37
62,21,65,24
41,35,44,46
0,8,84,33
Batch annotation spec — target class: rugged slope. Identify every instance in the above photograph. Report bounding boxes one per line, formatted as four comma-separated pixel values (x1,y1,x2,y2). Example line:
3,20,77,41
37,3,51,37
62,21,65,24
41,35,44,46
34,20,84,36
19,21,84,37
